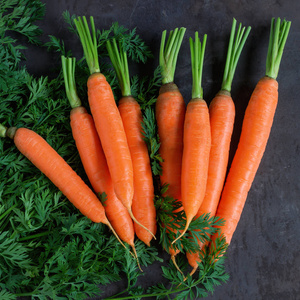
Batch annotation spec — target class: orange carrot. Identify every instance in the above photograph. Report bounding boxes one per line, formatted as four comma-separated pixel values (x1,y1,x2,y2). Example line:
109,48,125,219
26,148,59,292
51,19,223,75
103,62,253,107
156,27,186,204
1,126,126,249
213,17,291,247
155,28,186,266
61,56,139,265
172,33,210,245
106,38,157,246
74,16,155,239
186,19,251,275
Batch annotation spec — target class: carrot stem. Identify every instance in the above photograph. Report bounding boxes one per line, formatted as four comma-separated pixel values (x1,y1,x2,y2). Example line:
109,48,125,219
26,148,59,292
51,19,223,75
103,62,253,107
61,56,81,108
74,16,100,74
190,32,207,99
221,18,251,92
265,17,291,79
159,27,186,84
106,39,131,97
0,124,7,138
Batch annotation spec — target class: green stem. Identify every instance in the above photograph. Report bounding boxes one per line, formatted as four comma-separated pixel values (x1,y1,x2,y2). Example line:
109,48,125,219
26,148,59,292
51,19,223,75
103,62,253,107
74,16,100,74
18,230,52,241
265,17,291,79
221,18,251,92
106,39,131,97
61,56,81,108
0,123,7,137
190,32,207,99
0,203,17,222
159,27,186,84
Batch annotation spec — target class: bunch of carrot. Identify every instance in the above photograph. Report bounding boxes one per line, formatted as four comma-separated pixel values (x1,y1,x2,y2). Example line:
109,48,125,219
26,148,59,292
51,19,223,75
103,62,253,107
0,15,291,280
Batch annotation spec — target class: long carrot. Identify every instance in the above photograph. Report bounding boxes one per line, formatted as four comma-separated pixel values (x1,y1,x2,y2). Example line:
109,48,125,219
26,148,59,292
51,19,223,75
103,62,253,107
106,39,157,246
0,124,126,249
172,32,211,245
213,17,291,247
74,16,155,239
155,27,186,270
61,56,140,266
186,19,251,276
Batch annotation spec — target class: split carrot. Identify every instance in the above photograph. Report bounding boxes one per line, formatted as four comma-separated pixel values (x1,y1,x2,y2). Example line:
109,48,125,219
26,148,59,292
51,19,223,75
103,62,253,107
186,19,251,276
106,38,157,245
155,27,186,270
0,125,126,249
74,16,155,239
172,32,211,245
61,56,140,266
213,17,291,247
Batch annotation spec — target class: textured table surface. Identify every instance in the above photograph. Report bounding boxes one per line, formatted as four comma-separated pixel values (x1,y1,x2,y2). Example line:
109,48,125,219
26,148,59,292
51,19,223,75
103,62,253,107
26,1,300,299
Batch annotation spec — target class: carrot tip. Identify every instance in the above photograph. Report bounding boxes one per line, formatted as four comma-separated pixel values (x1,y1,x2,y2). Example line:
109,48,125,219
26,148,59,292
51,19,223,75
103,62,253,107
171,221,189,245
171,254,183,275
129,210,156,240
132,244,143,272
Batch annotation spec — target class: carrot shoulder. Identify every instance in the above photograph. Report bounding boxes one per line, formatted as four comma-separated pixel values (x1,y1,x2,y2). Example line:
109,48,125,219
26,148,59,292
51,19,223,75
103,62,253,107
214,17,291,246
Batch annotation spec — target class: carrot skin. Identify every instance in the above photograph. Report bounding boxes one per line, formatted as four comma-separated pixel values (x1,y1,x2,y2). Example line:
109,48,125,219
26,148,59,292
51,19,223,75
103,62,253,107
186,91,235,268
14,128,107,224
118,96,157,245
181,99,211,226
87,73,134,210
70,106,135,245
215,76,278,245
156,83,186,202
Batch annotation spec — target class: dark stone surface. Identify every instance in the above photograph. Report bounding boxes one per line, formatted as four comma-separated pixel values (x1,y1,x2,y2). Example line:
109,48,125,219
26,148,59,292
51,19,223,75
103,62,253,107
25,0,300,299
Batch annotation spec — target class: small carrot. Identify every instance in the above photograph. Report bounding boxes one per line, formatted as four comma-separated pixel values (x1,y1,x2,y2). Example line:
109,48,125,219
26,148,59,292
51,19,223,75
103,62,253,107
213,17,291,248
186,19,251,276
61,56,140,266
74,16,155,239
172,32,211,245
106,38,157,246
0,125,126,249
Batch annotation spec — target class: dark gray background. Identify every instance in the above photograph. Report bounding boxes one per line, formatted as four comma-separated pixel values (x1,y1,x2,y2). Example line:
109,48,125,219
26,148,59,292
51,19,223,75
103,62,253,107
25,1,300,299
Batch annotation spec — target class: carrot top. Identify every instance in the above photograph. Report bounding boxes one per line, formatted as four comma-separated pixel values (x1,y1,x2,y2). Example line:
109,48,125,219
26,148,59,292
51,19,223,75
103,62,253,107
74,16,100,74
106,38,131,97
221,18,251,93
160,27,186,84
61,56,81,108
190,32,207,99
265,17,291,80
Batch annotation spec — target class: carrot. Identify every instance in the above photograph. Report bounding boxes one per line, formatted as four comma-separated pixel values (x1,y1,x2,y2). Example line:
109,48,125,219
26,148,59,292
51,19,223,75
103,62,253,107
106,39,157,246
61,56,140,266
213,17,291,248
186,19,251,276
74,16,155,239
155,27,186,271
0,125,126,249
172,32,210,245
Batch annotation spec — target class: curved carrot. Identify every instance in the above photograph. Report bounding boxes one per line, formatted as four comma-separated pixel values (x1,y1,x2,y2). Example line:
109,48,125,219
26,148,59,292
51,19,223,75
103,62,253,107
172,33,210,245
1,126,126,250
213,18,291,247
106,39,157,242
61,56,139,264
186,19,251,275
